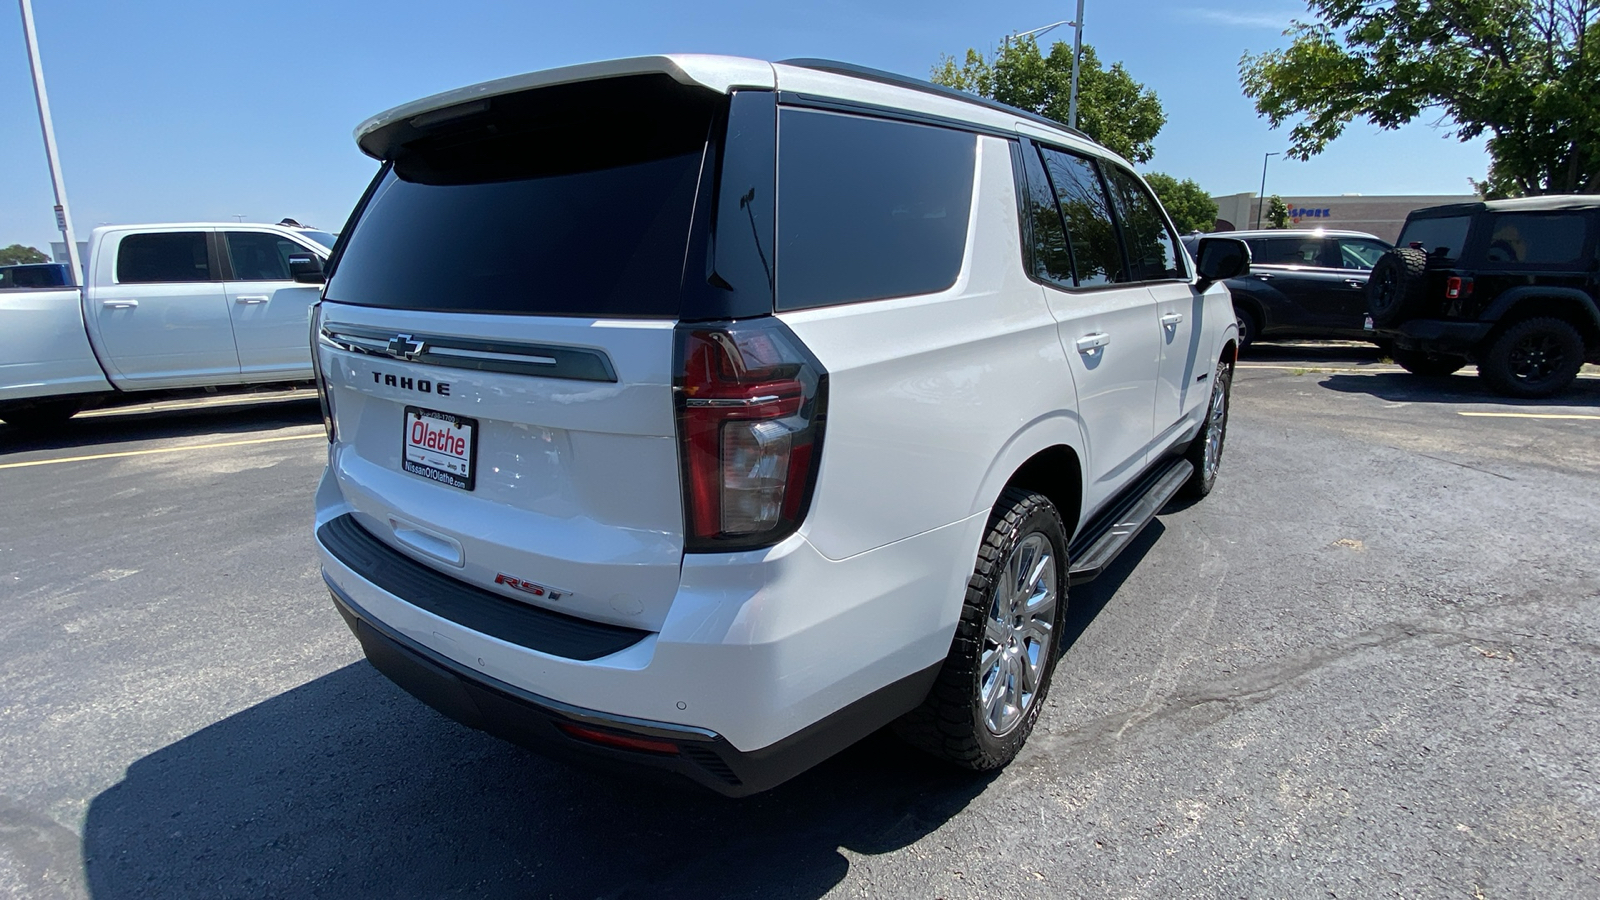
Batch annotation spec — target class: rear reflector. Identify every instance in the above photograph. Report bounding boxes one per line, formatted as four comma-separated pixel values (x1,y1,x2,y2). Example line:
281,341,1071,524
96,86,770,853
675,318,827,553
557,722,680,755
1446,277,1473,300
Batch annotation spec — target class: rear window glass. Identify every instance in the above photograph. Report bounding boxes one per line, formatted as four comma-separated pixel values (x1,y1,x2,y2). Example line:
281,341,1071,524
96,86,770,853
326,76,716,317
117,232,212,283
1397,215,1472,261
1483,214,1587,265
1038,147,1122,287
1247,237,1329,267
776,109,975,310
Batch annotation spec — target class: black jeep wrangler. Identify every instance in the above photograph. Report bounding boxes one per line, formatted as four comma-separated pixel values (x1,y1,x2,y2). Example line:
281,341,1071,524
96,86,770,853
1367,196,1600,398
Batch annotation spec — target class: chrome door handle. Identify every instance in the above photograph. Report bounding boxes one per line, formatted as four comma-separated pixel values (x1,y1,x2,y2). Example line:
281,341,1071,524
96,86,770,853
1076,333,1111,354
234,295,269,305
1344,279,1365,289
1161,313,1184,327
1252,273,1274,281
101,299,138,309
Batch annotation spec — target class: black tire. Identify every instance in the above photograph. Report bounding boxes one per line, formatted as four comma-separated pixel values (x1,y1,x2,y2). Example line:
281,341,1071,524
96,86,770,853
1478,317,1586,399
0,397,84,430
1391,348,1466,377
1233,303,1260,350
1181,358,1232,499
1366,247,1427,327
894,488,1068,770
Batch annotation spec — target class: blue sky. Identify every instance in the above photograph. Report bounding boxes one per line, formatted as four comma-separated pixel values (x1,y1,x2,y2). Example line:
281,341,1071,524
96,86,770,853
1,0,1491,253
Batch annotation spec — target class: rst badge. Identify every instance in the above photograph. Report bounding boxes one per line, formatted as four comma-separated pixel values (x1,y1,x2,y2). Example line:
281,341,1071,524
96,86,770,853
402,406,477,490
494,573,567,602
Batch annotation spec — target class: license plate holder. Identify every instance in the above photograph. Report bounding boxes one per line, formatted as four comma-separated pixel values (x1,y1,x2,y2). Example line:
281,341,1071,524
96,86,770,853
402,406,477,491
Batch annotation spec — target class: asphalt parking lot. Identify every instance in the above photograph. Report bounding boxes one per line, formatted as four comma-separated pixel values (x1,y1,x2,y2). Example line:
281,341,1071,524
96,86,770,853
1,347,1596,899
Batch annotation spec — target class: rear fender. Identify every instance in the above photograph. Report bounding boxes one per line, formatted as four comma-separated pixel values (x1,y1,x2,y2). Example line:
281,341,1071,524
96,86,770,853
1480,287,1600,346
970,414,1087,537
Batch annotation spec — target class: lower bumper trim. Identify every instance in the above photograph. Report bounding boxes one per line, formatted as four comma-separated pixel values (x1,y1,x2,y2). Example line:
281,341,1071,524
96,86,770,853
326,579,940,797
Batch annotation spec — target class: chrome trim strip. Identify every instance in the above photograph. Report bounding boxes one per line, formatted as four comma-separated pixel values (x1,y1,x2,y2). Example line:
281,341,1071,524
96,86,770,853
320,325,616,382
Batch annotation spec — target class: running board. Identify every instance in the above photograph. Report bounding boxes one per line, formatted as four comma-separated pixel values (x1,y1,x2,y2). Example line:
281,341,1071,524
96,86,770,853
1067,458,1193,586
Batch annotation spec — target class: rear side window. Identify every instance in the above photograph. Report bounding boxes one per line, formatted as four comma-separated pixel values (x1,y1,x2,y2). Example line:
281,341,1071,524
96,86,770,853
325,74,717,317
1247,237,1329,267
1337,238,1389,269
1038,147,1123,287
117,232,212,283
776,109,975,310
1483,214,1587,265
225,232,310,281
1103,167,1183,281
1018,143,1073,285
1397,215,1471,261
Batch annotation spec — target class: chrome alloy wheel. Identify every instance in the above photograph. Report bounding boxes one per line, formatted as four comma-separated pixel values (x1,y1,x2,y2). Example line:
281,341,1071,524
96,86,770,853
1203,370,1229,480
979,532,1058,737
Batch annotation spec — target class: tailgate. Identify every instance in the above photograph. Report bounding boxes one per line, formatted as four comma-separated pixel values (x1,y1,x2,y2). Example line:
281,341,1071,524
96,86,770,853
319,305,682,632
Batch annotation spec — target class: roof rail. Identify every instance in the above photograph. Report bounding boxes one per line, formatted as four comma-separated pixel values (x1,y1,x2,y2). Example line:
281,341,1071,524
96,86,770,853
777,57,1095,144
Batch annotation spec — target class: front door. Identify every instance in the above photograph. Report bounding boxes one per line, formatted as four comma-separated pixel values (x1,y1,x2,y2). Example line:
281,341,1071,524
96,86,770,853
93,229,239,387
221,230,322,379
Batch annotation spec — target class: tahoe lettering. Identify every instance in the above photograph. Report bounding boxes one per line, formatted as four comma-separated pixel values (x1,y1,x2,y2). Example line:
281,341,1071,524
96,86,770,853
374,370,449,395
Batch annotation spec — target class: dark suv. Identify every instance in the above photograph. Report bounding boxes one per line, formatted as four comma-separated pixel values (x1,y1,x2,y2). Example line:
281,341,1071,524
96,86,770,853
1368,196,1600,398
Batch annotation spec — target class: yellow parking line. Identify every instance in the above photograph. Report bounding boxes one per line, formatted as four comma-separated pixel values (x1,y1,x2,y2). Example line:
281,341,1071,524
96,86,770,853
0,432,324,470
1458,412,1600,421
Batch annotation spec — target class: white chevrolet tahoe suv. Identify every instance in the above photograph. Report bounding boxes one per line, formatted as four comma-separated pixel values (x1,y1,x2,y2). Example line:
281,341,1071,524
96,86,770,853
312,55,1250,796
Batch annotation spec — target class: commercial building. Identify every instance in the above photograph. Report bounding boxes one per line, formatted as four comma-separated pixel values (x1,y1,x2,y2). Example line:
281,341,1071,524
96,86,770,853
1210,192,1477,243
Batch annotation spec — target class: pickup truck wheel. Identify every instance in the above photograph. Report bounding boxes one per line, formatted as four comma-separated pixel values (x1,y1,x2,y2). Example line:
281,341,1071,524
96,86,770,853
1479,317,1585,399
0,398,85,429
1391,348,1466,377
893,487,1066,770
1366,248,1427,327
1180,358,1232,499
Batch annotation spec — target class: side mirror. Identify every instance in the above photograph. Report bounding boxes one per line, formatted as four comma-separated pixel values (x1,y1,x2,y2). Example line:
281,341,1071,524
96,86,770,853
1195,237,1250,287
289,253,326,284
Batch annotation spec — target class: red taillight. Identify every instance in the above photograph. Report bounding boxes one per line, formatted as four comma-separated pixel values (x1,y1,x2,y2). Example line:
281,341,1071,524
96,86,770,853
675,319,827,552
556,722,680,755
1446,277,1473,300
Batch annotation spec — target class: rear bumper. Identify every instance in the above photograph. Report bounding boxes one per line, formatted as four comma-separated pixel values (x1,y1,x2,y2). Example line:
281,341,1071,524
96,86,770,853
315,486,984,793
1384,319,1492,354
327,581,937,796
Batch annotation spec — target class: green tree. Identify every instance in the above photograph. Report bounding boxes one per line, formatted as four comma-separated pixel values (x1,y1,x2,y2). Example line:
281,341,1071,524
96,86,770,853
0,244,49,266
1266,195,1291,229
1241,1,1600,196
1144,173,1219,233
933,37,1167,164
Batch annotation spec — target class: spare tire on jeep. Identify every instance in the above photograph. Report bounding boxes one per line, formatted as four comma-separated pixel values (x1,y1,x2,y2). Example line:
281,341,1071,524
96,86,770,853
1366,247,1427,326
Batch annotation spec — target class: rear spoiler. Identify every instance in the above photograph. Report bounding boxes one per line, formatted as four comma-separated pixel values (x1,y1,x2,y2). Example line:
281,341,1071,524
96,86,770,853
355,55,776,160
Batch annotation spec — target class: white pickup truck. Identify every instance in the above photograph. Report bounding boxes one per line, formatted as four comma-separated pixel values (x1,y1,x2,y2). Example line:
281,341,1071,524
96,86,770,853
0,222,332,428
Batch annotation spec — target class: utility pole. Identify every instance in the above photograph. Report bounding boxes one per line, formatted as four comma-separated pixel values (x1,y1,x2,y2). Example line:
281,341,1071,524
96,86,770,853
19,0,82,285
1257,152,1281,229
1067,0,1086,131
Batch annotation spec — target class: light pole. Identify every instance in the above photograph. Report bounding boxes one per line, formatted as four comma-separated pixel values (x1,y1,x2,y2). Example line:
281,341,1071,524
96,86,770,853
1004,4,1086,130
1256,151,1281,229
18,0,82,285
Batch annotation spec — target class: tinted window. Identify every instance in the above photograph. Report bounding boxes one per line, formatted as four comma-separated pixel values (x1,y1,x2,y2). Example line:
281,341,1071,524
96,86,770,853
0,264,68,288
1483,214,1587,265
1039,147,1122,287
1019,144,1073,285
1397,215,1471,261
117,232,212,283
776,110,975,310
226,232,312,281
1337,238,1389,269
1103,167,1183,281
326,75,715,317
1246,237,1329,267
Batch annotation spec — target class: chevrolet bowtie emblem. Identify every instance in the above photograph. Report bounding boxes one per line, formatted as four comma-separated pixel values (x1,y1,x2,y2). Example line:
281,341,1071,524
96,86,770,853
386,334,426,360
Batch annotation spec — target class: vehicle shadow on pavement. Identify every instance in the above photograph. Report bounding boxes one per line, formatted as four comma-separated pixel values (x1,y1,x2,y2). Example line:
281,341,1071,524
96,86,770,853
1318,372,1600,405
0,394,321,456
1243,341,1386,364
81,661,996,899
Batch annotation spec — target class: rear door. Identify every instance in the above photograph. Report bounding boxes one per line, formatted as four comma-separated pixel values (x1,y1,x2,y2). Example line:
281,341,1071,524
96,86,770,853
318,79,717,632
1029,143,1159,514
91,229,239,387
220,229,323,378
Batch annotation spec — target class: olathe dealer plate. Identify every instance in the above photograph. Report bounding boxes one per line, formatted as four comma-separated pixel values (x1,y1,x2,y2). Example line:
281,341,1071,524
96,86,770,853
402,406,478,491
